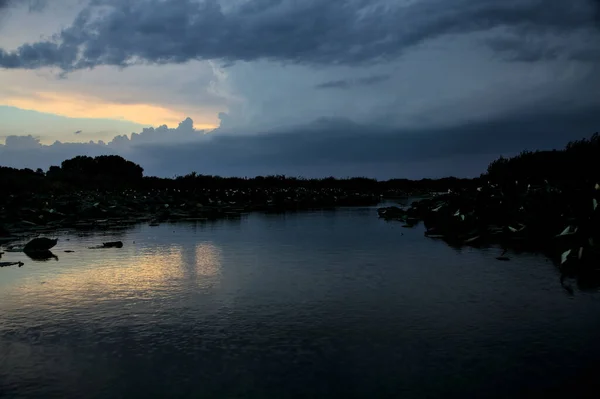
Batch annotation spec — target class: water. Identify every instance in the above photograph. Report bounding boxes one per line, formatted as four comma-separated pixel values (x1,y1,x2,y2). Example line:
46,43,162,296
2,206,600,398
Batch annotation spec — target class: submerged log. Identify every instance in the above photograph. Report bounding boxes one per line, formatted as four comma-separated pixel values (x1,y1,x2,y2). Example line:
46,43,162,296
0,261,24,268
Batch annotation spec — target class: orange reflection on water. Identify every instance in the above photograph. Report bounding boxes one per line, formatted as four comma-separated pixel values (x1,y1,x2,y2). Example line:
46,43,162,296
2,242,223,311
195,243,222,278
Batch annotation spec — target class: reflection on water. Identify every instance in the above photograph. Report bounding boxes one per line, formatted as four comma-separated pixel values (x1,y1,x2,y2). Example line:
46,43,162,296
195,244,222,277
1,208,600,398
4,242,222,311
24,250,59,262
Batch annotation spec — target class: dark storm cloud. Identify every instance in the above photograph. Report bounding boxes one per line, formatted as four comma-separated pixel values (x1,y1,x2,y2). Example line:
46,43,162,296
486,31,600,62
0,0,16,9
315,75,390,90
0,42,80,69
0,0,46,11
2,109,599,179
486,36,561,62
1,0,599,70
593,0,600,23
315,80,351,90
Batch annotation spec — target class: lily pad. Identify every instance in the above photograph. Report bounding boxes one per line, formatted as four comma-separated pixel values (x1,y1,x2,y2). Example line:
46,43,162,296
464,235,480,244
561,249,572,265
557,226,572,237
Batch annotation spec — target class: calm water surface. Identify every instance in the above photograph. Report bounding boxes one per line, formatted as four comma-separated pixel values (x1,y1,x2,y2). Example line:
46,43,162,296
1,206,600,398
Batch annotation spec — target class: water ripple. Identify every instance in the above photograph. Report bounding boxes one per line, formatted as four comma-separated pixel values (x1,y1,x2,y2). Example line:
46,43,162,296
1,209,600,398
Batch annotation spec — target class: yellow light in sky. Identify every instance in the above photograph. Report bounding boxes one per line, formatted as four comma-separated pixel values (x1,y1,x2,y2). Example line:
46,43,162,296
2,91,219,130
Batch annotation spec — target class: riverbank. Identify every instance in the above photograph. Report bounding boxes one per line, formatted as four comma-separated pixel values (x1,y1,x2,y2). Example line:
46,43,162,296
379,133,600,277
3,133,600,275
2,156,477,241
0,187,383,239
379,181,600,273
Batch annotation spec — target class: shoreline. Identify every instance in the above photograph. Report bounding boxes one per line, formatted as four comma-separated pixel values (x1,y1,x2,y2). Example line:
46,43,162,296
378,183,600,273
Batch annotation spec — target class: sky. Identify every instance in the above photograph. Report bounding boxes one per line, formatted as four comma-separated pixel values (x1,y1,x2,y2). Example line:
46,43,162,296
0,0,599,178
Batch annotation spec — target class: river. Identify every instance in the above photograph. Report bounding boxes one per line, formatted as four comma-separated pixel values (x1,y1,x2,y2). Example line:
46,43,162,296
1,205,600,398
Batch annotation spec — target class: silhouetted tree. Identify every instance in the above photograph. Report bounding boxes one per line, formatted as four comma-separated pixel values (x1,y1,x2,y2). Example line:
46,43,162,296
485,133,600,187
58,155,143,186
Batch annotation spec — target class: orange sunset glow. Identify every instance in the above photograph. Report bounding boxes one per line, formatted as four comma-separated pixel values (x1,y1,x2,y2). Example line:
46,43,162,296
1,91,219,130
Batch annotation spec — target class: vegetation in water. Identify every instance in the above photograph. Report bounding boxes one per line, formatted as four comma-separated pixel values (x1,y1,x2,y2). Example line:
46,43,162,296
379,133,600,288
2,132,599,287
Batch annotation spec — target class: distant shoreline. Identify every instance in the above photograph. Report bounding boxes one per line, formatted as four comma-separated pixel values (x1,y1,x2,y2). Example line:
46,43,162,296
2,134,599,282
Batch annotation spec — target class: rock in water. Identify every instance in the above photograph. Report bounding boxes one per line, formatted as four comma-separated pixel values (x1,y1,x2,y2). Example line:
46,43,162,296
24,237,58,253
103,241,123,248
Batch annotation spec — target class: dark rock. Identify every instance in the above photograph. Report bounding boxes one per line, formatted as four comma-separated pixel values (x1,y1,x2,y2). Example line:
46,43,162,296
24,237,58,253
102,241,123,248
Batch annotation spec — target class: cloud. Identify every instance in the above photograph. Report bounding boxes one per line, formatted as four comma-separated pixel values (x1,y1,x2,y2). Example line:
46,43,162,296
0,62,226,133
0,116,210,174
0,0,46,13
4,134,42,149
315,80,351,90
315,74,390,90
1,109,599,179
1,0,25,9
108,117,208,146
0,105,148,144
357,75,391,85
1,0,599,71
485,28,600,62
1,90,210,127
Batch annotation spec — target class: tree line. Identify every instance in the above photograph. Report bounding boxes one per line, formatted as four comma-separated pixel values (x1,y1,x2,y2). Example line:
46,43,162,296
485,133,600,187
2,132,598,193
